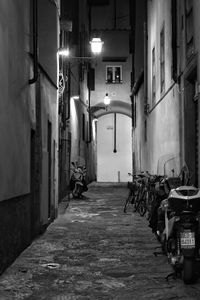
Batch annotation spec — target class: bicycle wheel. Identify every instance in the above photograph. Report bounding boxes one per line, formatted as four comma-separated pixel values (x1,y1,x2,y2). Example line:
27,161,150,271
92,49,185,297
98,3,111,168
145,191,155,220
123,190,134,213
138,189,147,217
133,186,142,212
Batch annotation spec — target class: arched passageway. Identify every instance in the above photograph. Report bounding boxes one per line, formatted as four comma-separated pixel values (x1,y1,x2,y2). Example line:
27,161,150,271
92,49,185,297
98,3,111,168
96,112,132,182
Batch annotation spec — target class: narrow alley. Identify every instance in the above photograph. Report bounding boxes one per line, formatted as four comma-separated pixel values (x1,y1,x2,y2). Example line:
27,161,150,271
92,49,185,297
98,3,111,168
0,184,200,300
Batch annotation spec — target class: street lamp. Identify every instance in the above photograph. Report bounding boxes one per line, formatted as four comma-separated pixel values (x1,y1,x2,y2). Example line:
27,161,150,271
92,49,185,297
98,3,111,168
58,47,70,57
89,94,111,115
58,37,104,58
58,37,104,144
90,37,104,54
104,93,111,106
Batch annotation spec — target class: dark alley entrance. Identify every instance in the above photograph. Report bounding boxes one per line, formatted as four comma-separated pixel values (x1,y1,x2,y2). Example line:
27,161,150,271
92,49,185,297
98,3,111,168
1,183,200,299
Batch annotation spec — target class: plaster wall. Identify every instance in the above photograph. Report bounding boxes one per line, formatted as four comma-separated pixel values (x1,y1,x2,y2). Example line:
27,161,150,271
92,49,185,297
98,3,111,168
38,0,59,85
91,0,130,30
147,88,181,175
133,85,148,172
193,0,200,186
0,0,60,272
40,73,59,224
134,0,146,80
0,0,59,211
146,0,181,175
70,97,97,181
90,31,131,107
0,0,31,201
97,113,132,182
148,0,173,108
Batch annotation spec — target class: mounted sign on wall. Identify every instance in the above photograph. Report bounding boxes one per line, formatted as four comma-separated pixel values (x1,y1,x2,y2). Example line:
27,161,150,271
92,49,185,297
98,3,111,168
59,72,65,97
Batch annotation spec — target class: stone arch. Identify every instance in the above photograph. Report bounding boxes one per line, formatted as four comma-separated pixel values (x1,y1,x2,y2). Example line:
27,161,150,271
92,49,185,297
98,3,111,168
90,100,132,118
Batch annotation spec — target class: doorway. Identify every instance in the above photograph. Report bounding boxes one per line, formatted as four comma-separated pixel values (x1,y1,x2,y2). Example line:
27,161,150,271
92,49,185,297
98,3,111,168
97,113,132,182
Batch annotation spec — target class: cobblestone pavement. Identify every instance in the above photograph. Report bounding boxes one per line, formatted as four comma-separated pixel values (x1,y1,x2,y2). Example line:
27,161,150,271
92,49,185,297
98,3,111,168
0,183,200,299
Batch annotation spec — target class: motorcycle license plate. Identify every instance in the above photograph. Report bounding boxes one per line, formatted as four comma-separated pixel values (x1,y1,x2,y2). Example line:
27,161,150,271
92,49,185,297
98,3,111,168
180,231,195,248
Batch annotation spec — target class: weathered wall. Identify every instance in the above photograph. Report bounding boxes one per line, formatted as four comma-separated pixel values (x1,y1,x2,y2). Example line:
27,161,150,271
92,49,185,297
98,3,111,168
176,0,200,185
133,84,148,172
0,194,31,274
0,0,59,273
70,96,96,182
134,0,146,80
193,0,200,186
146,0,181,175
0,0,31,200
91,31,131,107
38,0,59,85
40,72,59,225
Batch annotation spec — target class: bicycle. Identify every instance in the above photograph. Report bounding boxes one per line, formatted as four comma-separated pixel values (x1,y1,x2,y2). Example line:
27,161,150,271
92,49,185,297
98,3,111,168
124,172,146,213
123,173,139,213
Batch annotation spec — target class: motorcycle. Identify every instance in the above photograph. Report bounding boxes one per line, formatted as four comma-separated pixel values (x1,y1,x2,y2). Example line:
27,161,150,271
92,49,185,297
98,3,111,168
70,162,88,199
157,185,200,283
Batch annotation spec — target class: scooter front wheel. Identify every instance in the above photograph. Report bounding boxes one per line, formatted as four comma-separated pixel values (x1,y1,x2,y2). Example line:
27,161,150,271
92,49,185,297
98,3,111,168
72,190,79,198
183,257,194,284
72,185,83,199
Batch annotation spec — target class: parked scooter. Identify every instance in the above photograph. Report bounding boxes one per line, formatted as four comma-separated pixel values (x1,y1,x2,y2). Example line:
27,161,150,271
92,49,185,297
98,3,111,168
70,162,88,199
157,185,200,283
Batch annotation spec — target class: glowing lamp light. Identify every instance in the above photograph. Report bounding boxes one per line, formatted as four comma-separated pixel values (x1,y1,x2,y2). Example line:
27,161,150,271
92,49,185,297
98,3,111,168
73,95,80,100
104,93,111,105
90,37,104,54
58,47,69,57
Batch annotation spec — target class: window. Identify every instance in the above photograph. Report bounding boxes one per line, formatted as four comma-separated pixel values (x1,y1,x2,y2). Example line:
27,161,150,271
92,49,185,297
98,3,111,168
160,25,165,93
185,0,194,59
106,66,122,84
152,47,156,105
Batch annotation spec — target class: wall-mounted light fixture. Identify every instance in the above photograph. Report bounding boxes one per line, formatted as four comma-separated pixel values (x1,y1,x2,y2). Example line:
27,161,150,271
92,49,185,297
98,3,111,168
104,93,111,105
58,37,104,145
90,37,104,54
72,95,80,100
89,93,111,115
58,37,104,59
58,47,70,57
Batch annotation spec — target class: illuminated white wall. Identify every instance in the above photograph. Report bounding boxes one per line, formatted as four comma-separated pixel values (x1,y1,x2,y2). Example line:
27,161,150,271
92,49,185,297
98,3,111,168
97,113,132,182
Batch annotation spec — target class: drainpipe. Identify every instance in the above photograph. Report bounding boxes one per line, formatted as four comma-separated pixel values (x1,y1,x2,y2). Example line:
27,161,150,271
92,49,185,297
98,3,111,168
87,82,92,144
114,0,117,30
113,113,117,153
66,62,71,121
144,21,148,113
171,0,177,82
87,3,92,145
29,0,38,84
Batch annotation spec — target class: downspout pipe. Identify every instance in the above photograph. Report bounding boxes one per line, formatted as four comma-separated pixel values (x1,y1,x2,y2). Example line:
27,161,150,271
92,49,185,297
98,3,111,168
144,2,148,114
29,0,38,84
114,0,117,30
87,87,92,144
171,0,177,82
66,62,71,121
113,113,117,153
87,3,92,144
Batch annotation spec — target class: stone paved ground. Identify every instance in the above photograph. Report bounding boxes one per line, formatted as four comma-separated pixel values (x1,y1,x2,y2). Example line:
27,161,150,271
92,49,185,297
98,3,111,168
0,183,200,299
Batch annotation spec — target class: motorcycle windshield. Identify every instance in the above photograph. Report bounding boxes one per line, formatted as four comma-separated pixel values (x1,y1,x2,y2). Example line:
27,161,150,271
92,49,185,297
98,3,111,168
157,154,190,186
